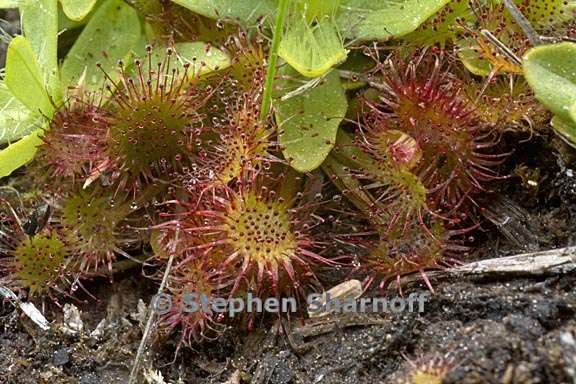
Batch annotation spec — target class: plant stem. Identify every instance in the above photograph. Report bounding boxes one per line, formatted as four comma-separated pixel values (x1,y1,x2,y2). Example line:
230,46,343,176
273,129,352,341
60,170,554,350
260,0,290,121
501,0,542,46
128,230,178,384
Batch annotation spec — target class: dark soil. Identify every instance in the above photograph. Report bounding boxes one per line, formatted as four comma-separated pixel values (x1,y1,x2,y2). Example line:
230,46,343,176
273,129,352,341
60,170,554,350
1,268,575,383
0,9,19,68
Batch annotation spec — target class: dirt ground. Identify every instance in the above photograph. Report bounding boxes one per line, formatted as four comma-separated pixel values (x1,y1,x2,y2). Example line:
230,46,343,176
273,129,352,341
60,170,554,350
1,260,575,384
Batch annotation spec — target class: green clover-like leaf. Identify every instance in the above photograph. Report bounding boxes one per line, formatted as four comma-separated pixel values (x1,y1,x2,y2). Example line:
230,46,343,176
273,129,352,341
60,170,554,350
523,42,576,144
275,68,348,172
20,0,61,102
61,0,141,92
279,16,348,78
336,0,450,41
171,0,276,25
0,82,39,144
60,0,99,21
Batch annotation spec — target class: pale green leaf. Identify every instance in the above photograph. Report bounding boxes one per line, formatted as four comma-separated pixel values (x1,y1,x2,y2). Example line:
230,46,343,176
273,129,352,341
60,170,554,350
0,129,44,178
275,68,348,172
171,0,276,25
20,0,61,102
144,42,230,85
551,116,576,148
0,0,17,7
336,0,451,41
293,0,342,22
0,114,40,145
57,0,102,31
0,83,38,144
61,0,141,92
174,42,231,74
402,0,471,47
523,43,576,130
457,37,492,77
279,17,348,78
60,0,98,21
5,36,54,117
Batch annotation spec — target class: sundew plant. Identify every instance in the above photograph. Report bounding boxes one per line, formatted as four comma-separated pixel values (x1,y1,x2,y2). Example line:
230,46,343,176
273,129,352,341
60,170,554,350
0,0,575,347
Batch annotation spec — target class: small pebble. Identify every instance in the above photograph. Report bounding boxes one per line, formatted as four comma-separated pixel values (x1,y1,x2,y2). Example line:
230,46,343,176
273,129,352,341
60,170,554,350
53,348,69,366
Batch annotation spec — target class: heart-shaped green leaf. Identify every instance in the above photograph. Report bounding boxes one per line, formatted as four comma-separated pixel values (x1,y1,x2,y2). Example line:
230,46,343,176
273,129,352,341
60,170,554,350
275,68,348,172
60,0,98,21
5,36,54,117
279,16,348,78
336,0,450,41
61,0,140,92
523,43,576,131
293,0,342,22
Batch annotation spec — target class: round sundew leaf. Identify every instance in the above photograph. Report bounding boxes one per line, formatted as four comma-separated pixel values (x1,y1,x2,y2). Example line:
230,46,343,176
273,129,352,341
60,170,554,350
61,189,120,263
61,0,141,92
171,0,277,26
5,36,54,117
60,0,98,21
0,128,44,178
279,16,348,78
336,0,451,41
275,68,348,172
522,43,576,135
523,0,576,30
13,232,68,296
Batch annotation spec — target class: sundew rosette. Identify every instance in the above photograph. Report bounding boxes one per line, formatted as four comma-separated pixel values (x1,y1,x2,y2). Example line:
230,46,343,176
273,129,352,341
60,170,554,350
33,98,109,188
362,51,507,218
59,186,152,271
98,46,217,191
362,218,472,294
0,200,72,297
183,68,274,192
170,169,337,299
158,257,229,345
